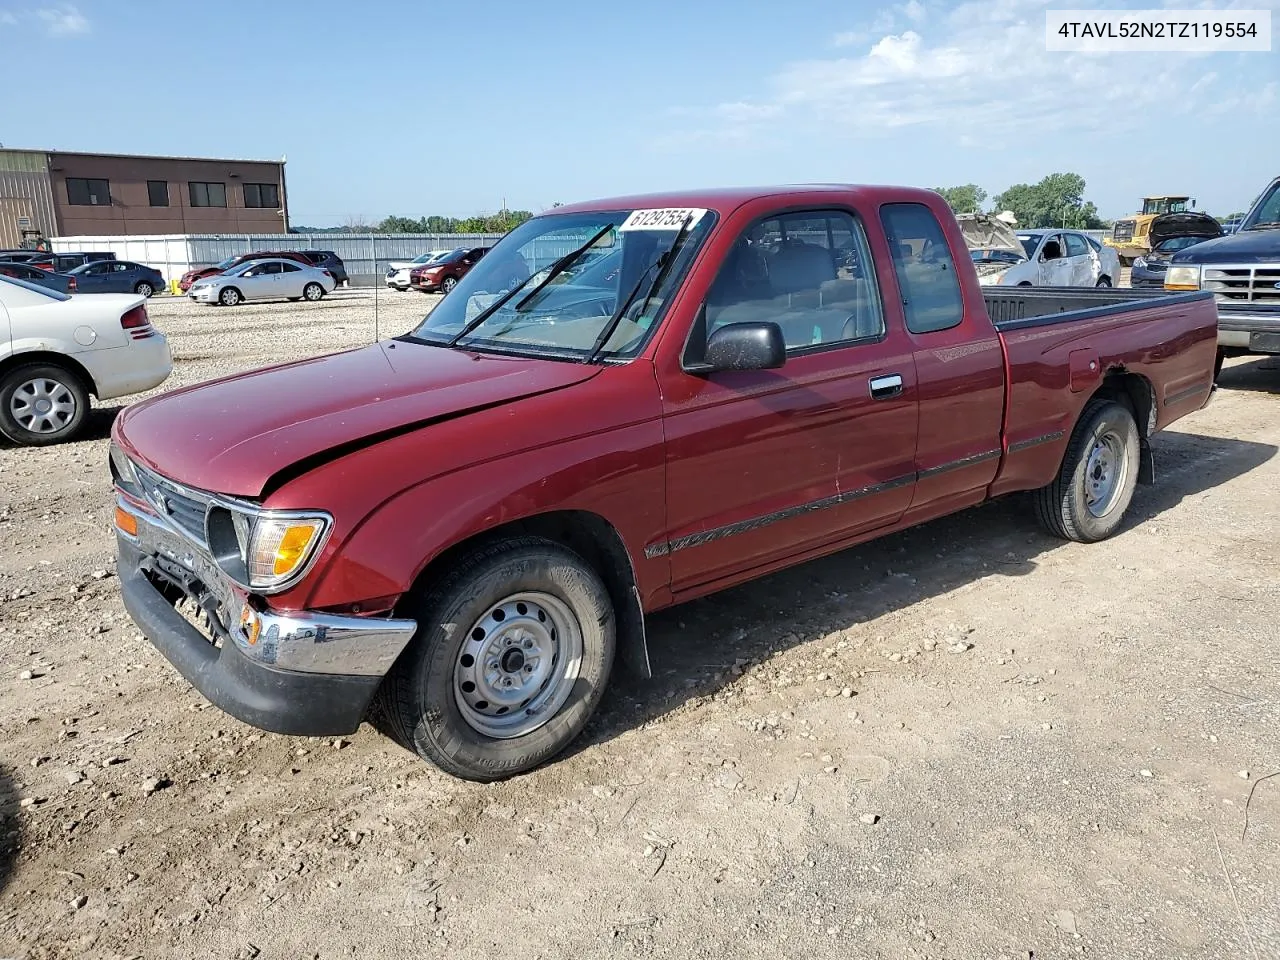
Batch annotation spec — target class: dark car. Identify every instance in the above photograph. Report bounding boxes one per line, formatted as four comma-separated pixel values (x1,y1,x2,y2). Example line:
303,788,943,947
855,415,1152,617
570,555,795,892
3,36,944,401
178,251,314,291
68,259,167,297
409,246,491,293
297,250,348,285
1131,212,1223,288
0,260,76,293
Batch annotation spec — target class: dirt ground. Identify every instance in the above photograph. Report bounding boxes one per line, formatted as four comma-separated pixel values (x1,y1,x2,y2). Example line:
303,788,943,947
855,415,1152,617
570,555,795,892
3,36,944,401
1,291,1278,960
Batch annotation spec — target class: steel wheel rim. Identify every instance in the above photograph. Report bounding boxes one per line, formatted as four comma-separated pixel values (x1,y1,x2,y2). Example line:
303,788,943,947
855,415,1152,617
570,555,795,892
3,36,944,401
1084,429,1127,517
453,591,583,739
10,377,76,434
305,284,322,300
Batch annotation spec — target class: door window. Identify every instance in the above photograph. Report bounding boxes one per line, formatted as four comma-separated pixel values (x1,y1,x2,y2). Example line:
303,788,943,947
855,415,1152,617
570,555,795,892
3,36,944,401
878,202,963,334
700,208,884,353
1064,233,1089,258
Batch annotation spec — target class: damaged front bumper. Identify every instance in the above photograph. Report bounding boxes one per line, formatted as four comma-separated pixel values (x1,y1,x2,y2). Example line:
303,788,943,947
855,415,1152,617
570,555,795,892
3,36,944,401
115,493,417,736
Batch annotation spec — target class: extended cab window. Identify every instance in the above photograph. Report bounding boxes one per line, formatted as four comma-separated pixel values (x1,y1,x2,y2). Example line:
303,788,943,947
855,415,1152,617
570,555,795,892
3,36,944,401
702,209,884,352
880,203,963,334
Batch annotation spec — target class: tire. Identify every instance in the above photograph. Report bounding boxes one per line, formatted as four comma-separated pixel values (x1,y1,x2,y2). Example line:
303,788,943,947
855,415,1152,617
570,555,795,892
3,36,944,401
303,282,325,302
1033,399,1139,543
441,275,458,294
375,537,616,782
1096,277,1112,287
219,286,242,307
135,281,155,298
1017,281,1033,287
1214,349,1225,381
0,362,90,446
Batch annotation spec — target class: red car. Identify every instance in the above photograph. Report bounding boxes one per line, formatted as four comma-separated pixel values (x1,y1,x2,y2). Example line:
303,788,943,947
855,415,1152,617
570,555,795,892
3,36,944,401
408,246,490,293
111,184,1217,782
178,251,314,292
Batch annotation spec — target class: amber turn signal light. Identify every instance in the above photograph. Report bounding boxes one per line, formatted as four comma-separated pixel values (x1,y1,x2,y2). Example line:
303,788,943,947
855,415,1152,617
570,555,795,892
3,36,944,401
114,505,138,537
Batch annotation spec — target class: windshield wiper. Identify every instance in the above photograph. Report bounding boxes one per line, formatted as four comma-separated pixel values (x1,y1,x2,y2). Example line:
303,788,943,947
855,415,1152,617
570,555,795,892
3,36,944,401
445,222,616,348
584,213,695,364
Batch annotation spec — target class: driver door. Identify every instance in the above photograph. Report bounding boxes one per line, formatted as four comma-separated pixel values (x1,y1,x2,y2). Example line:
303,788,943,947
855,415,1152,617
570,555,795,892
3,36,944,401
77,261,112,292
1037,235,1072,286
238,262,278,298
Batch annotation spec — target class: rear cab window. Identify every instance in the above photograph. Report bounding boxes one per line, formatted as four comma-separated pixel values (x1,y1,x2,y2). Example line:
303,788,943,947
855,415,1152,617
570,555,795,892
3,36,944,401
879,202,964,334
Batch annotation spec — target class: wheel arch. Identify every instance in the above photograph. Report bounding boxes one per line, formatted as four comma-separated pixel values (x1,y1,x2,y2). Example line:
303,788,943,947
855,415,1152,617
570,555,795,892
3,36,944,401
399,509,650,679
0,350,98,396
1089,368,1156,483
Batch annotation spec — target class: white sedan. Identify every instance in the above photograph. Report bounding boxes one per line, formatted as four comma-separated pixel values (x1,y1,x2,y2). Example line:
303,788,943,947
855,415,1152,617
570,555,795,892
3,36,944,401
188,258,336,306
959,214,1121,288
0,275,172,445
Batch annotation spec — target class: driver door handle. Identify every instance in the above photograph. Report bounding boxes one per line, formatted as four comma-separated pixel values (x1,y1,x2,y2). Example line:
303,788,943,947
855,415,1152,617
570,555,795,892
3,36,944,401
869,374,904,399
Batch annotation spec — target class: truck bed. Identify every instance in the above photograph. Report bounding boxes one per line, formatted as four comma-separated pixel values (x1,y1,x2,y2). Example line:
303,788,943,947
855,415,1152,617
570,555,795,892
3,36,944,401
984,286,1212,327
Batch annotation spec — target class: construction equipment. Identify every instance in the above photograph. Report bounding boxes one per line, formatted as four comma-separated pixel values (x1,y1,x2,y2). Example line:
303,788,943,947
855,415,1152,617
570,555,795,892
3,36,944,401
1104,196,1196,263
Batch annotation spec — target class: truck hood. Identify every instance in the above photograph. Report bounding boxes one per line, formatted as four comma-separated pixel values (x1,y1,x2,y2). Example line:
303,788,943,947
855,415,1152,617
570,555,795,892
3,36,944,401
955,213,1026,259
1149,212,1222,246
1170,227,1280,265
114,341,602,497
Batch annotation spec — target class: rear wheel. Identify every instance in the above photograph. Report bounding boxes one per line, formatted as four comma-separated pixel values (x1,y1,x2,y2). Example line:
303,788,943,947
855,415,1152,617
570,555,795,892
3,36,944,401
375,537,615,781
135,281,155,298
219,286,242,306
1214,349,1226,381
303,282,325,301
1095,277,1112,287
1033,399,1139,543
0,363,90,446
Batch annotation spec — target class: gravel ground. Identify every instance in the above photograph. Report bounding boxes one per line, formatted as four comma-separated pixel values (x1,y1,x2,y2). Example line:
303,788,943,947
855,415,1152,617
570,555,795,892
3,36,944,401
1,290,1278,960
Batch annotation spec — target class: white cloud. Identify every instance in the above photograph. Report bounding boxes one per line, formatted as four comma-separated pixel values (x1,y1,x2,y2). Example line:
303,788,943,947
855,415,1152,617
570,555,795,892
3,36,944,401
38,4,89,35
666,0,1274,149
0,10,18,25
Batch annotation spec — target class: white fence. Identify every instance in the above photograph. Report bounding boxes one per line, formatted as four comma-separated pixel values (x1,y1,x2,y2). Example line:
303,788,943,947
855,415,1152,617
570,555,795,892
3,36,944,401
50,233,507,284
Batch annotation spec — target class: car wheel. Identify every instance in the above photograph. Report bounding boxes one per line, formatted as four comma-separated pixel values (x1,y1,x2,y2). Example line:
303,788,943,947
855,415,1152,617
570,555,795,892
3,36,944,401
0,363,90,446
1095,277,1112,287
374,537,616,782
1017,281,1033,287
441,275,458,294
303,282,325,302
1214,349,1225,381
1033,399,1139,543
219,287,242,306
135,281,155,298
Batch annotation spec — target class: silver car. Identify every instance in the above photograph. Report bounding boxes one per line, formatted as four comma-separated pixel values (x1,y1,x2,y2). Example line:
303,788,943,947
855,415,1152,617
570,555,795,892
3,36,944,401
188,258,337,306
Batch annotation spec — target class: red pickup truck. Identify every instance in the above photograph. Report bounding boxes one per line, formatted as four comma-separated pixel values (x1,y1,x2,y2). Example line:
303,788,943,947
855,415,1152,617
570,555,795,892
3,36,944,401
110,185,1217,781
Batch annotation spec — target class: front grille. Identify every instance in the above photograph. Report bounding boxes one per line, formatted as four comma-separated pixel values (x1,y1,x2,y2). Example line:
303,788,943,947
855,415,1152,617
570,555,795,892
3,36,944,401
1202,265,1280,305
1112,220,1136,242
134,466,210,545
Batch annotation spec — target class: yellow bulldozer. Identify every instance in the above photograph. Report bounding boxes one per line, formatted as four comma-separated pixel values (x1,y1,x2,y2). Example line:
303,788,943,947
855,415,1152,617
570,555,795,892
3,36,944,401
1104,195,1196,263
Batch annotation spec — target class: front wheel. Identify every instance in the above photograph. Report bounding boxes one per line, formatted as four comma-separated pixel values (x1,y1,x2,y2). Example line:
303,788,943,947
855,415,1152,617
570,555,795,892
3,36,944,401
375,538,615,781
1033,399,1139,543
219,286,242,306
303,282,325,301
0,363,90,446
1095,277,1112,288
440,275,458,294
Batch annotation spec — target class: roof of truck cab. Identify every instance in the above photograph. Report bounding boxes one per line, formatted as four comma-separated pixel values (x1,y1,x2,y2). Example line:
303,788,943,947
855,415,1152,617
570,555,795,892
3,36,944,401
548,184,938,217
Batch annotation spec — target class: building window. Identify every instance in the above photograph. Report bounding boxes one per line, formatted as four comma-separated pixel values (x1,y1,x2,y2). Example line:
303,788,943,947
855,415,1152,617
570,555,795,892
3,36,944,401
243,182,280,209
66,178,111,206
189,182,227,208
147,180,169,207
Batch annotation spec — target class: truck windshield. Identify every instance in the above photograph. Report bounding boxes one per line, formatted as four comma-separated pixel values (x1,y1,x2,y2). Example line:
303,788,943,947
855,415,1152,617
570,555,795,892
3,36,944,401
1241,181,1280,230
1142,199,1189,215
405,208,716,360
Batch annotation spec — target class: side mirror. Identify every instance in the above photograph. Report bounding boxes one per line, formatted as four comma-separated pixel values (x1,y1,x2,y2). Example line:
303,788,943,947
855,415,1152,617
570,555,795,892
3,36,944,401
702,322,786,373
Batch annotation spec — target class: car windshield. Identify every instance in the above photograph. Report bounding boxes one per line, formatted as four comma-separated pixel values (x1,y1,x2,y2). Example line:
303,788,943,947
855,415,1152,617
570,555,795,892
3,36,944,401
1156,236,1209,253
405,208,715,361
1018,235,1042,258
214,257,238,269
1242,181,1280,230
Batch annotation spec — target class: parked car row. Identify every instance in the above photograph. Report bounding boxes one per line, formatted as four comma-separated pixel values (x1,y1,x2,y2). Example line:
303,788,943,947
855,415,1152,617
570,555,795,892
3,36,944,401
959,215,1122,287
384,250,457,291
179,250,348,292
0,249,116,272
0,257,167,297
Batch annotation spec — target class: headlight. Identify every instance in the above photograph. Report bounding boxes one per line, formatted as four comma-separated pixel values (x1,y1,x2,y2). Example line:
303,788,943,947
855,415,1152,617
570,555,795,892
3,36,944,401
109,444,138,488
1164,265,1201,290
1132,257,1147,270
207,505,331,592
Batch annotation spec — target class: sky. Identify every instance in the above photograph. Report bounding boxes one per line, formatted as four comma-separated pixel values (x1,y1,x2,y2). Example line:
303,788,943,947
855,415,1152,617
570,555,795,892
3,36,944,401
0,0,1276,224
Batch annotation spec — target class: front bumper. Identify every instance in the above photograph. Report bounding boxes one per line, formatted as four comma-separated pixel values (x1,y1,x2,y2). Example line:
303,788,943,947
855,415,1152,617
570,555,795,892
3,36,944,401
115,494,417,736
1215,307,1280,353
189,286,218,303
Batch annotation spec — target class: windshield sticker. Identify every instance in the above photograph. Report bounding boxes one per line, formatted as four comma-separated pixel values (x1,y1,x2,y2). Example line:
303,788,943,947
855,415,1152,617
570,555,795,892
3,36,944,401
618,208,708,232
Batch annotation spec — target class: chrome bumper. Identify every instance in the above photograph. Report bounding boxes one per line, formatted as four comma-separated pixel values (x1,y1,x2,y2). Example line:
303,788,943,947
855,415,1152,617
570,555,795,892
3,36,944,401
116,494,417,677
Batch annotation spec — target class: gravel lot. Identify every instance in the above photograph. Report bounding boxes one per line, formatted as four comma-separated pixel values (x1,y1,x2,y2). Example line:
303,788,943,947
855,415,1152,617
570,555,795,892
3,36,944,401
1,290,1278,960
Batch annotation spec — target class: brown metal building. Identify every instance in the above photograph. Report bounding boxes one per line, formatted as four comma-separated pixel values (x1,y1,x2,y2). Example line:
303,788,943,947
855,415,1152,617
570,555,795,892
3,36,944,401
0,147,288,246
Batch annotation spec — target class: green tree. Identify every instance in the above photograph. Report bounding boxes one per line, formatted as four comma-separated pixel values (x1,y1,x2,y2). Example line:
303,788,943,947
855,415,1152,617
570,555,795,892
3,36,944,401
932,184,988,214
992,173,1105,229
